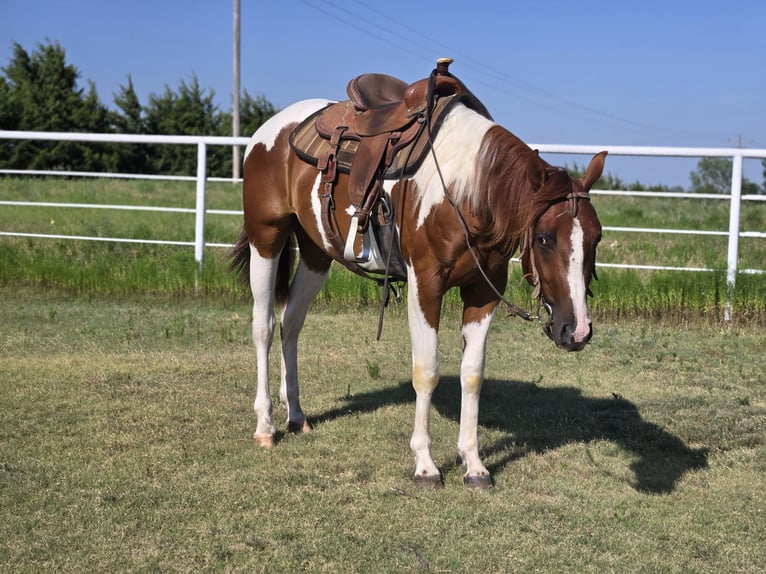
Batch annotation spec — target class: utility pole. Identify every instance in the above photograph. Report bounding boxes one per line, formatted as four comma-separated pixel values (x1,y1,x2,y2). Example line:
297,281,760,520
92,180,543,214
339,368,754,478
232,0,241,180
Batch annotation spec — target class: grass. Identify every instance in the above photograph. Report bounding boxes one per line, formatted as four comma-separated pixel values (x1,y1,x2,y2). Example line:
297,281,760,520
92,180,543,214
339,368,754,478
1,289,764,572
1,176,764,571
1,177,765,320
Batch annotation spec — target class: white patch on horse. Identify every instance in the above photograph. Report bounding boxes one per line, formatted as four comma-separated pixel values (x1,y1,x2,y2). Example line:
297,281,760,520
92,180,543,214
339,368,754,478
567,218,591,343
244,99,333,159
411,105,495,229
309,172,332,251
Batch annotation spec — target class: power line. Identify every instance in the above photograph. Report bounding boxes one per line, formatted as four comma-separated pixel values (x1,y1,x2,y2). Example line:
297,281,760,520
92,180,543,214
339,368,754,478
300,0,659,133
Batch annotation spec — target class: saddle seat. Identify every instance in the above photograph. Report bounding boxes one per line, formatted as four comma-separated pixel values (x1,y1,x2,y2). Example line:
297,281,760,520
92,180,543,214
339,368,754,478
345,73,427,136
347,73,408,112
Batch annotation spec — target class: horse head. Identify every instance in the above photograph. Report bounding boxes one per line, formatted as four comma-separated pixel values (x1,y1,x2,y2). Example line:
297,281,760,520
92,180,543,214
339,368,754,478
521,151,607,352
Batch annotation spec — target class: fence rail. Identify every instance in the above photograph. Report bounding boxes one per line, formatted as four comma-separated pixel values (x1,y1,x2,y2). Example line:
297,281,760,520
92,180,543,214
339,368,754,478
1,130,765,319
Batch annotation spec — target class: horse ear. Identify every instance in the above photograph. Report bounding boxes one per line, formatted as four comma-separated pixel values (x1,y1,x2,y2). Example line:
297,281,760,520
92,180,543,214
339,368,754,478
526,149,546,191
581,151,608,190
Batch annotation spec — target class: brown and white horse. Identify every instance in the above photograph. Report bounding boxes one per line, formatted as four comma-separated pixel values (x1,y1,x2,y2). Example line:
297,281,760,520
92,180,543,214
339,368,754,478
232,96,606,488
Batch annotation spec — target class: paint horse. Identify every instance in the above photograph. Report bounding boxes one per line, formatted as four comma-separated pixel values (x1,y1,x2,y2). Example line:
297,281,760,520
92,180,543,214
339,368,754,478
232,60,606,488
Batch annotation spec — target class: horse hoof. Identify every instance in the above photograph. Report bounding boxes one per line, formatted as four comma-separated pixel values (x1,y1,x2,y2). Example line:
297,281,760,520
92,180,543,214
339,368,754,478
253,433,275,449
413,474,444,489
288,420,313,434
463,474,494,489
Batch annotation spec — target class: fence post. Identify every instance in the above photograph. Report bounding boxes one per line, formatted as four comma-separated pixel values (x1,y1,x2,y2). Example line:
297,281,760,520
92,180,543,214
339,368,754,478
194,142,207,272
724,153,743,322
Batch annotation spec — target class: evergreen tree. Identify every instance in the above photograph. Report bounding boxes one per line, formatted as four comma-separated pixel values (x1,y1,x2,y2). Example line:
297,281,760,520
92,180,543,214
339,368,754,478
0,41,113,170
240,90,278,137
143,74,222,175
215,90,278,176
111,75,149,173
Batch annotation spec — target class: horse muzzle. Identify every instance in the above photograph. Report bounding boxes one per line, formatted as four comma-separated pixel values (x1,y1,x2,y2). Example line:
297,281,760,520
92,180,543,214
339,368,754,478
541,306,592,352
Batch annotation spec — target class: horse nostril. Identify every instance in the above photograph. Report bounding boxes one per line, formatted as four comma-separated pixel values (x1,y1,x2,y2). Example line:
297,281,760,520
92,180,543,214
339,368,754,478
561,324,574,345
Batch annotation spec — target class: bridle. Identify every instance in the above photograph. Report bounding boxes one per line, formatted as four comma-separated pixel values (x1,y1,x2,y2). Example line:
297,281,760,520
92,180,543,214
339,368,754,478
431,136,592,331
523,186,593,335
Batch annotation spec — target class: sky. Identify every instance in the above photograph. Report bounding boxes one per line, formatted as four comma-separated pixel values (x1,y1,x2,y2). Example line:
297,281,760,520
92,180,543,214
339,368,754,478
1,0,764,187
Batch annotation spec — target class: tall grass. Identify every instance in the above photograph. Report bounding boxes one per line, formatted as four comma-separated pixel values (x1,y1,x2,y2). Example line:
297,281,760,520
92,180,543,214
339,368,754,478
0,177,764,321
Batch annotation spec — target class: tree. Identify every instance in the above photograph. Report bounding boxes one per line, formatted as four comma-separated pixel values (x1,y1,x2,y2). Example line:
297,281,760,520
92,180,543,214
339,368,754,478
214,90,278,177
239,90,278,138
0,41,113,170
689,157,760,195
111,75,149,173
112,75,144,134
0,41,280,176
143,74,222,175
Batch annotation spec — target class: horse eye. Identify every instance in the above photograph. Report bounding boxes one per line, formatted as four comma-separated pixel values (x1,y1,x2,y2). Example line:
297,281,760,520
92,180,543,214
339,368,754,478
536,234,552,248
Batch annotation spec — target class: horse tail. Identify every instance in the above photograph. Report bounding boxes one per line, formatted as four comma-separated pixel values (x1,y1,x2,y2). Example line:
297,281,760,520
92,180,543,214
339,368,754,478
230,227,252,285
274,236,295,307
230,226,295,307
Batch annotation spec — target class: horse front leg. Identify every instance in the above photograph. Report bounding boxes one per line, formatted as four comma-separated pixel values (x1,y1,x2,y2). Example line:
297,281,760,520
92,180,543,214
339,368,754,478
407,272,443,487
458,285,502,488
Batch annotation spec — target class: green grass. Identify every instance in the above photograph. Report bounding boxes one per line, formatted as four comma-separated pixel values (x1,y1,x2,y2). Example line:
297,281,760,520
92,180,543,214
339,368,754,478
594,193,766,270
0,177,765,320
2,177,764,571
1,289,764,572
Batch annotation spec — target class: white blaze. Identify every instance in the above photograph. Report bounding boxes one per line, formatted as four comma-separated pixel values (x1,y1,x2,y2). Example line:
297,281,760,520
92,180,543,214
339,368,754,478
567,218,591,343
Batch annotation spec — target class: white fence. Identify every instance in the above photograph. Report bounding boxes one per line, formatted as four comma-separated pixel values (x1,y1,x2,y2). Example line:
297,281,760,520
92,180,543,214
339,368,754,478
1,130,765,319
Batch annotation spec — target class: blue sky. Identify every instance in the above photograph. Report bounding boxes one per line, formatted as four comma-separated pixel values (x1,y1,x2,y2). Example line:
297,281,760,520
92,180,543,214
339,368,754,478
2,0,764,186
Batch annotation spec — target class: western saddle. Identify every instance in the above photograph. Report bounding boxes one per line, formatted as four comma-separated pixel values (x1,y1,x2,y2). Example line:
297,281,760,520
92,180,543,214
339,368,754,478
289,58,490,280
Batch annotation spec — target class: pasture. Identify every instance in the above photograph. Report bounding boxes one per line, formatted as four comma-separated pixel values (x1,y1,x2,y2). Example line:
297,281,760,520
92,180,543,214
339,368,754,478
1,288,764,572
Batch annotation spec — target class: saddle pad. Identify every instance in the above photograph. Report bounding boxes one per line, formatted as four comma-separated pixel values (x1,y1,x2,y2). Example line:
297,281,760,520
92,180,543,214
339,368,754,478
289,104,361,173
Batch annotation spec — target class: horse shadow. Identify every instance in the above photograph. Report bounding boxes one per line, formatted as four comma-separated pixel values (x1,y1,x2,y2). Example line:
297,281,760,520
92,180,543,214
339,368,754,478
312,376,708,494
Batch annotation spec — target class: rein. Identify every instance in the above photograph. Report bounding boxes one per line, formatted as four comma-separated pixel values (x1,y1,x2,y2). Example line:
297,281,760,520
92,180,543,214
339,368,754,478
423,102,539,323
376,64,588,336
422,70,588,328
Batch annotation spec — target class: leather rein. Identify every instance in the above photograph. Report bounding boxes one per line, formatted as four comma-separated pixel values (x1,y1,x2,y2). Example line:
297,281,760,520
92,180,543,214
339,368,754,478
376,65,589,337
421,70,590,329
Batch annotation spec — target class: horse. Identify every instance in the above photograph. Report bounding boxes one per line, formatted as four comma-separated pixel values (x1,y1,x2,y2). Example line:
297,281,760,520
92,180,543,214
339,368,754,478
231,62,606,488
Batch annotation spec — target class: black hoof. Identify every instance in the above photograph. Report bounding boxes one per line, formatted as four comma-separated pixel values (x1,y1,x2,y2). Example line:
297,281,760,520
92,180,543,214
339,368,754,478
463,474,494,489
413,474,444,489
287,420,312,434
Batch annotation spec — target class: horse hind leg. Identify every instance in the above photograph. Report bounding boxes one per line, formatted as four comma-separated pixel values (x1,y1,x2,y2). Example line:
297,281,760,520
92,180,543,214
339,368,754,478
249,242,290,448
279,249,330,435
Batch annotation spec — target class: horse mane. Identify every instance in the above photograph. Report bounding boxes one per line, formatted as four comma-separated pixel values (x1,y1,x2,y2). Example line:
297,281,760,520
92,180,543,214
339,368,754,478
474,125,573,258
